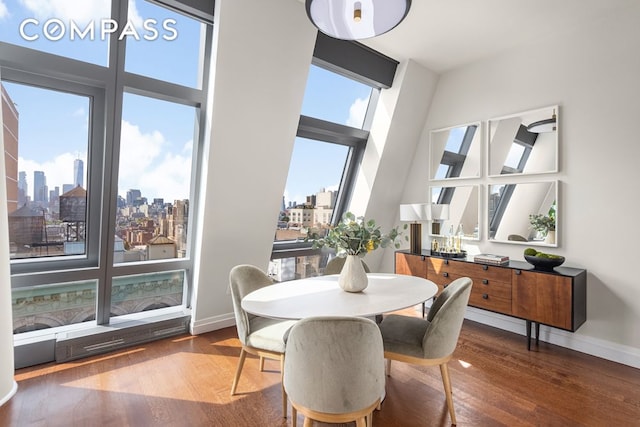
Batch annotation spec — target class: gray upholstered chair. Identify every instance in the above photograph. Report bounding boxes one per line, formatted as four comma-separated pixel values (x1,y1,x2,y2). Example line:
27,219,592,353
379,277,472,426
324,256,371,275
229,264,296,418
284,316,385,427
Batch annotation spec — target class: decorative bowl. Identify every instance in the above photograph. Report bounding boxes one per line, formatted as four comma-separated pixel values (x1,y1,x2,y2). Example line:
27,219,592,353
524,254,565,271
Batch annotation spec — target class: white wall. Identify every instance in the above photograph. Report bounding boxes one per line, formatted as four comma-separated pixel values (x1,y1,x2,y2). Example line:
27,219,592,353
189,0,317,333
352,60,439,272
0,69,18,406
399,4,640,366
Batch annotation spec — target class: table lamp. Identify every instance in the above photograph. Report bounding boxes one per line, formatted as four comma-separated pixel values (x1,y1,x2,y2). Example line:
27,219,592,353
400,203,429,254
430,204,450,235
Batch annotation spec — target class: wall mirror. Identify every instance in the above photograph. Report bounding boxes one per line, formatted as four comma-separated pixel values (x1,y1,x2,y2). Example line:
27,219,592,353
429,122,481,180
488,106,558,177
429,185,480,240
488,181,558,247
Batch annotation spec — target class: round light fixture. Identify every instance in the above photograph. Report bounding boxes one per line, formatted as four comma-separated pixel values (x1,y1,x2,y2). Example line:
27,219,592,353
527,109,557,133
305,0,412,41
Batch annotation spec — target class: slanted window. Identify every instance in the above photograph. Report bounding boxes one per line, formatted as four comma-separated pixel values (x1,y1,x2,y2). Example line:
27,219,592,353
270,38,398,281
432,125,478,180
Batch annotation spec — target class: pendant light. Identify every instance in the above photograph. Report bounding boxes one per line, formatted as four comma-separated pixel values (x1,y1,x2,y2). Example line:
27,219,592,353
527,109,557,133
305,0,412,41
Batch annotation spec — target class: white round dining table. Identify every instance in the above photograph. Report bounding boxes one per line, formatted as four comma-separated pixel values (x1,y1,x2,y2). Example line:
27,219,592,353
241,273,438,320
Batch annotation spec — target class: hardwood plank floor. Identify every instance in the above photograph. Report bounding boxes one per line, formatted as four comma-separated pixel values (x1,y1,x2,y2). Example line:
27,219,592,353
1,311,639,426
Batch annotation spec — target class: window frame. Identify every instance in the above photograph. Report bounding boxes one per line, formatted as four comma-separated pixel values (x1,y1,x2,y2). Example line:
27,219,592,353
2,0,212,329
271,60,382,256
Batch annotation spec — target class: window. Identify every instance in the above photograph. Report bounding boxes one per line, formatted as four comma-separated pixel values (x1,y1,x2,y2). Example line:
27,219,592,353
2,81,91,260
432,125,478,180
0,0,110,65
1,0,212,354
271,62,381,281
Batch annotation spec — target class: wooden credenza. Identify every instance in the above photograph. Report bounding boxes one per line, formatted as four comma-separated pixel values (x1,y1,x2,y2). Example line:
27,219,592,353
395,251,587,348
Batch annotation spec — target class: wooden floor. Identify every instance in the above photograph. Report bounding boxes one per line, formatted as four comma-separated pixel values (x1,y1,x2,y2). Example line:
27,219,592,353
1,311,639,427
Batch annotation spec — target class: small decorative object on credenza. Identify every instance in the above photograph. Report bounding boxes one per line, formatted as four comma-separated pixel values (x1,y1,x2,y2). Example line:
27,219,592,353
523,248,565,271
474,253,510,265
431,249,467,259
400,203,429,254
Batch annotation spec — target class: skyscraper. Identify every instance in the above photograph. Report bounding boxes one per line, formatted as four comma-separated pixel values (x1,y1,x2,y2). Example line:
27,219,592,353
126,189,142,206
33,171,47,204
73,159,84,188
18,171,27,207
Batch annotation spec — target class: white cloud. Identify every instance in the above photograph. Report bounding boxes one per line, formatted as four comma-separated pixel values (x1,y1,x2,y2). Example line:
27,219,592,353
0,1,9,20
19,152,87,196
118,120,191,202
19,0,110,23
127,0,143,28
346,97,369,128
19,121,192,207
136,150,192,203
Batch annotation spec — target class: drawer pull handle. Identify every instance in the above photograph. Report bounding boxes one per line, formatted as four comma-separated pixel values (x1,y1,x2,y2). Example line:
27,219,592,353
482,293,489,300
443,272,449,278
515,270,521,275
482,279,488,285
483,265,488,271
444,259,449,265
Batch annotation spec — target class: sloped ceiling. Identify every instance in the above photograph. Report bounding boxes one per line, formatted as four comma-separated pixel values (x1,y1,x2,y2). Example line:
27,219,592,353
353,0,637,72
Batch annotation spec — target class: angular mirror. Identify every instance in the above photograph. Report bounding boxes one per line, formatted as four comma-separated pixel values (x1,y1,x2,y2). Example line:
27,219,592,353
488,106,558,177
429,122,481,180
488,181,558,247
429,185,480,240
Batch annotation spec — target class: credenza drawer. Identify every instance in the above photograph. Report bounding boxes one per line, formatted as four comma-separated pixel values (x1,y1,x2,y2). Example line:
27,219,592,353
469,280,512,314
427,258,511,283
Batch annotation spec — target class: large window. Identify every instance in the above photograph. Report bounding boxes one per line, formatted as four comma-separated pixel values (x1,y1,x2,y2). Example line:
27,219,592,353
1,0,212,346
270,63,379,281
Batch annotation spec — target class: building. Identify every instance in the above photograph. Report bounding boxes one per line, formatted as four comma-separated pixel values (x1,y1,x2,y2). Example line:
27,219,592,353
17,171,26,208
1,84,18,214
73,159,83,188
32,170,46,204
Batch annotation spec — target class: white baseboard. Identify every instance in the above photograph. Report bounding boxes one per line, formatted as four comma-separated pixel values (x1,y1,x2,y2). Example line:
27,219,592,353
464,307,640,370
0,381,18,407
190,313,236,335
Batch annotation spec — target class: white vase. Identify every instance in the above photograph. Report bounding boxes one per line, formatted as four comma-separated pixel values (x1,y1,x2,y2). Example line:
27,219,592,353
338,255,368,293
545,230,556,245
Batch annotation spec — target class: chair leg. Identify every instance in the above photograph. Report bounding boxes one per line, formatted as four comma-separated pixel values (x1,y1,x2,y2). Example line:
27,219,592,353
385,359,391,376
230,348,247,396
280,355,287,418
259,356,265,371
355,417,367,427
303,417,313,427
439,363,457,425
292,406,297,427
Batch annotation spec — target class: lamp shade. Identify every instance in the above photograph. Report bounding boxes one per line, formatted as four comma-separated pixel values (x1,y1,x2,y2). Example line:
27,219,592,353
400,203,429,222
430,204,450,221
305,0,412,41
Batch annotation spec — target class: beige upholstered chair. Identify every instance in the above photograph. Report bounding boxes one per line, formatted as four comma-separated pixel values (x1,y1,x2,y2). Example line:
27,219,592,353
379,277,472,425
284,316,385,427
324,256,371,275
229,264,296,418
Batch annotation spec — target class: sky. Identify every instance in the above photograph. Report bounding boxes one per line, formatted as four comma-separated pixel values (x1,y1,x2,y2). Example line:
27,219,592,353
0,0,369,207
286,65,372,206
